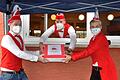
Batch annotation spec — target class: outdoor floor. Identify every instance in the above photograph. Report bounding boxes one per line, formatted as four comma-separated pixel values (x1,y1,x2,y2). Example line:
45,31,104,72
22,48,120,80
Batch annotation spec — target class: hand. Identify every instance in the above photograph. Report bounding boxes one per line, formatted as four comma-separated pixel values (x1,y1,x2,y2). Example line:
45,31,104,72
38,54,49,63
63,54,72,63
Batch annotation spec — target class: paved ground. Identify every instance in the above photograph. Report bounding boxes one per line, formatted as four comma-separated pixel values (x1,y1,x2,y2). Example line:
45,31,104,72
22,48,120,80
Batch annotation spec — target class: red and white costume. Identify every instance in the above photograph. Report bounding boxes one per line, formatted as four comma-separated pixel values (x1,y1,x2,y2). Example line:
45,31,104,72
40,14,76,50
40,23,76,49
72,32,118,80
1,31,39,71
0,6,39,72
71,9,118,80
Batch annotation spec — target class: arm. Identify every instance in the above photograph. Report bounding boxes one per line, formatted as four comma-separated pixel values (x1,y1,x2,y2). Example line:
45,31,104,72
40,25,55,43
72,38,100,61
24,49,40,56
24,45,40,56
68,26,77,50
1,35,38,62
24,47,49,63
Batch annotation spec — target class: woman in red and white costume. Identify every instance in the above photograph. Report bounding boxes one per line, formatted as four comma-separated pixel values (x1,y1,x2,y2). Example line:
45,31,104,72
40,13,77,55
0,5,48,80
64,10,118,80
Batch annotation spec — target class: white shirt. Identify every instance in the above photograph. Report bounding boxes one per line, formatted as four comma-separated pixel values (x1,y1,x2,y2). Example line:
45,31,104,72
1,31,39,71
40,25,77,50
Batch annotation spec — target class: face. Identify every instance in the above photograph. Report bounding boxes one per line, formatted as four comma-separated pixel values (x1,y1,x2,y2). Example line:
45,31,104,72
55,19,66,30
10,20,22,34
90,21,102,35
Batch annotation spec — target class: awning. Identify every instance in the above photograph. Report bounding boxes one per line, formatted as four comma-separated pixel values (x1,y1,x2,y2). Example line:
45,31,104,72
0,0,120,14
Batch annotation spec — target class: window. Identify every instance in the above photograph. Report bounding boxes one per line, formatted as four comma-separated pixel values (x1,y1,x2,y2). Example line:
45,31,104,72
30,14,44,37
21,12,120,47
48,13,87,38
99,11,120,36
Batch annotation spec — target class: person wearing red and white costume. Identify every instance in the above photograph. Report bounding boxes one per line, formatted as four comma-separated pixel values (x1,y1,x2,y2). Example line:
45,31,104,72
40,13,76,55
0,5,48,80
64,9,118,80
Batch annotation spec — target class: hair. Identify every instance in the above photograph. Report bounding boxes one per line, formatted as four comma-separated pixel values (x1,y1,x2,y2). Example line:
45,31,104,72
90,20,102,26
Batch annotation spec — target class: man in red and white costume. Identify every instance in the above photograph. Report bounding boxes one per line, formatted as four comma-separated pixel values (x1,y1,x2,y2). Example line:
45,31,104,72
0,5,48,80
40,13,76,55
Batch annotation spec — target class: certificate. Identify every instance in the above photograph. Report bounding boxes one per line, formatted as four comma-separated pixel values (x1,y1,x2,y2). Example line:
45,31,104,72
43,44,65,62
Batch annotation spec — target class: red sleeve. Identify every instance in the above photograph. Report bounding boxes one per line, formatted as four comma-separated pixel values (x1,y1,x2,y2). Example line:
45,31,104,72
72,38,101,61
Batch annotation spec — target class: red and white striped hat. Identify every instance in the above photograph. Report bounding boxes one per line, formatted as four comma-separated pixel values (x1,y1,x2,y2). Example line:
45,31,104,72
8,5,21,25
